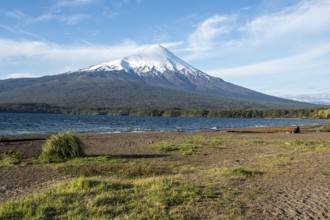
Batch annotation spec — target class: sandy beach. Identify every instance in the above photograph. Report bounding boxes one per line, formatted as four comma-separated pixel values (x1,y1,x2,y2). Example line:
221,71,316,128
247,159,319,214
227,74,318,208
1,125,329,219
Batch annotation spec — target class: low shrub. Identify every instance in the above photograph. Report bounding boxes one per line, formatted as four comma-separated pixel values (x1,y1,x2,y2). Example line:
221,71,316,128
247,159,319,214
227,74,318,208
0,149,22,165
39,132,84,163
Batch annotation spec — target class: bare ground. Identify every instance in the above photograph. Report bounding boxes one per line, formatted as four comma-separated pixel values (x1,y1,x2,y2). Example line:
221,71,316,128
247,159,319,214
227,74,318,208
0,126,330,219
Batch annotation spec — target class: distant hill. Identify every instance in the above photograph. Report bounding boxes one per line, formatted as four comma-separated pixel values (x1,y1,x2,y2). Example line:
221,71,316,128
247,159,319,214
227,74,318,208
0,45,317,112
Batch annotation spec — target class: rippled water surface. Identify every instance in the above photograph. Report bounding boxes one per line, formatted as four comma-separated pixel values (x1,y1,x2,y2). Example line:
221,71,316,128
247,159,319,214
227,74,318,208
0,113,328,135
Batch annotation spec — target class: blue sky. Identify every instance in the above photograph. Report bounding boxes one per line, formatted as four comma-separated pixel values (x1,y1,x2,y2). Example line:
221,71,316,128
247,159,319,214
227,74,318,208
0,0,329,104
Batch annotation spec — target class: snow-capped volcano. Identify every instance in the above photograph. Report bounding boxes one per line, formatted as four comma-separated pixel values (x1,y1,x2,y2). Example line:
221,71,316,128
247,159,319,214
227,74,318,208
0,44,308,109
75,44,295,103
82,44,209,79
79,44,227,93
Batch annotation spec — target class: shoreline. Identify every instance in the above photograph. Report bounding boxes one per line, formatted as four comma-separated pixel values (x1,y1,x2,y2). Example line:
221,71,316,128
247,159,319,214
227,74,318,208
0,123,326,138
222,124,324,133
1,113,328,136
0,124,327,160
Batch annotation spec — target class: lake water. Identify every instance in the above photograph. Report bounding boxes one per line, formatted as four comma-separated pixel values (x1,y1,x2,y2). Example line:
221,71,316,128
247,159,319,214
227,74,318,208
0,113,328,135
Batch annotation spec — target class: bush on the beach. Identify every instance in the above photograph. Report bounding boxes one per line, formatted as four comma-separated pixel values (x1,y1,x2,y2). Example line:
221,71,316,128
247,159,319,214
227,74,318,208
39,132,84,163
320,123,330,132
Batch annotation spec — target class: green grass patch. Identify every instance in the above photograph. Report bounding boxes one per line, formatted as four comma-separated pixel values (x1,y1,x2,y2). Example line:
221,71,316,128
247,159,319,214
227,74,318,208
287,140,330,151
153,143,180,152
39,132,84,163
266,154,296,167
53,156,172,178
0,177,202,219
248,140,268,145
0,160,266,219
0,149,22,165
150,136,228,155
243,139,282,147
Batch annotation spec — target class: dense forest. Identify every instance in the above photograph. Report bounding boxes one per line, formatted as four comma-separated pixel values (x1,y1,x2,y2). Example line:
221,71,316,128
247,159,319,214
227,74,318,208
0,103,329,119
0,79,317,110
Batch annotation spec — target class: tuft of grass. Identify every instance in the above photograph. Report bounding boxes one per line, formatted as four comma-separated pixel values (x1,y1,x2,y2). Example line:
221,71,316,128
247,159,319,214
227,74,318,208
39,132,84,163
150,136,228,155
0,149,22,165
320,123,330,132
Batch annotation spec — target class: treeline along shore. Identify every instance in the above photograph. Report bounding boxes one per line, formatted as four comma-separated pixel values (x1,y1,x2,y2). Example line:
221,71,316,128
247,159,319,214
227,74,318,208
0,103,329,119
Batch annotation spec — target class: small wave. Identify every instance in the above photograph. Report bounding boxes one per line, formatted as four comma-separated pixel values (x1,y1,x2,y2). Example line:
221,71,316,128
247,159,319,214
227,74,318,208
1,113,327,135
98,131,122,134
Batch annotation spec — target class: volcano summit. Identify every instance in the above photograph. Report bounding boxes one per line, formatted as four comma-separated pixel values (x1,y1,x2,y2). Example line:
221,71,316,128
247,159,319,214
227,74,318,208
77,45,297,103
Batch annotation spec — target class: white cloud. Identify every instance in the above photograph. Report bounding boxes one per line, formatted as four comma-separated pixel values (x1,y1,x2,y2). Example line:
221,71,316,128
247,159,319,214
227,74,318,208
244,0,330,44
206,43,330,104
3,0,94,27
187,15,233,54
0,24,44,40
0,38,182,77
3,73,37,79
208,43,330,77
35,11,90,25
59,14,89,25
284,92,330,105
55,0,95,8
184,0,330,63
0,39,48,58
5,10,28,22
161,41,184,50
4,10,33,27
